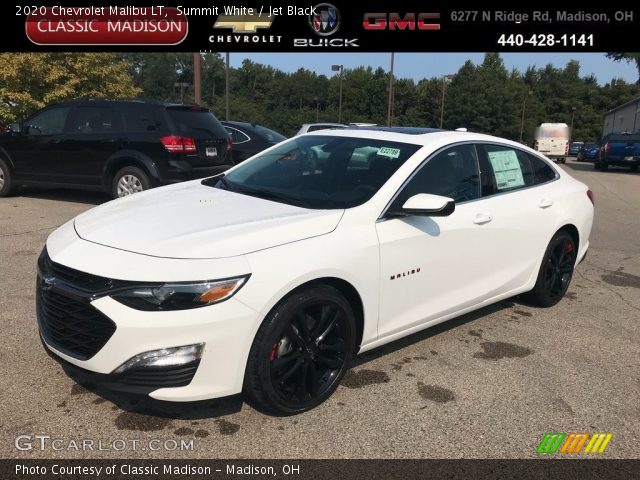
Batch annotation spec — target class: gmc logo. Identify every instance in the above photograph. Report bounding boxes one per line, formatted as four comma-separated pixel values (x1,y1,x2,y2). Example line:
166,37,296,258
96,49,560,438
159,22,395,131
363,13,441,31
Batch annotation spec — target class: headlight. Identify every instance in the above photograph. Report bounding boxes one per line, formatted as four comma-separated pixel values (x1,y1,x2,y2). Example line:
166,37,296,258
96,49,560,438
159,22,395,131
111,275,249,311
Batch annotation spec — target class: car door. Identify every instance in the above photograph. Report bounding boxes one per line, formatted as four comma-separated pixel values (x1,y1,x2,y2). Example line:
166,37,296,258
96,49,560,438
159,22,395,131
10,106,72,183
472,143,561,290
62,105,123,186
376,143,499,338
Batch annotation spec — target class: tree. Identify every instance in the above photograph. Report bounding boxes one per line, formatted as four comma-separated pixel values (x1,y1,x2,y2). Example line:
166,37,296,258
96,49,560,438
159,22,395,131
606,53,640,84
0,53,140,123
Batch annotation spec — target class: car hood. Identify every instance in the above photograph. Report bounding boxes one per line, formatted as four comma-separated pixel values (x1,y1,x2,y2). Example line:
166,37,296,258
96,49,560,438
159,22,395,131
74,181,344,259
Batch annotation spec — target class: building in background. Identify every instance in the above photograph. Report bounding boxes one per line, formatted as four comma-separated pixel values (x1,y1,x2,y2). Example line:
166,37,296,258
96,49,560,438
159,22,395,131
603,97,640,136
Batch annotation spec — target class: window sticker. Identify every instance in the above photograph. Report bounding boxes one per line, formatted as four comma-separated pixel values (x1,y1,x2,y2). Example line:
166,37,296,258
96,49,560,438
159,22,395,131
487,150,525,190
377,147,401,159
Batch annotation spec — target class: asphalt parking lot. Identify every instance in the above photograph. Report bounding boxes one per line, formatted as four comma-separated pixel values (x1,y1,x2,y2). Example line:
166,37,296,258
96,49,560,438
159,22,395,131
1,158,638,459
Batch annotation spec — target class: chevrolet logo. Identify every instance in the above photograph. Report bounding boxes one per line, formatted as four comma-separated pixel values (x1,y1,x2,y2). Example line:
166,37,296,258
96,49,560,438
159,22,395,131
213,15,273,33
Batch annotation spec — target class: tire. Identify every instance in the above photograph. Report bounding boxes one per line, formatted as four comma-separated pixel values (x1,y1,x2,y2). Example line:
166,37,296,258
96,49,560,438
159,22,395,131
630,165,638,172
594,162,600,170
600,162,609,171
243,285,356,415
524,230,577,307
0,157,13,197
111,166,151,199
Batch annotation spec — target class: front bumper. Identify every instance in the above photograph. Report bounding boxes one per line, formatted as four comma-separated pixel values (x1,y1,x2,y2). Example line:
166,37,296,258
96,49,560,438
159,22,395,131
38,234,262,402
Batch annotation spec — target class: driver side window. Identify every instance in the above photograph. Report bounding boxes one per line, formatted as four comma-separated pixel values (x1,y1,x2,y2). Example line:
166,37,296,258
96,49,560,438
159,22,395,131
25,107,70,136
398,144,480,204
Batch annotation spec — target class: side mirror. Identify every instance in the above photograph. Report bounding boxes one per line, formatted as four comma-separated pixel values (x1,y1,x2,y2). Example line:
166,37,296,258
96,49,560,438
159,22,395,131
9,123,21,134
389,193,455,217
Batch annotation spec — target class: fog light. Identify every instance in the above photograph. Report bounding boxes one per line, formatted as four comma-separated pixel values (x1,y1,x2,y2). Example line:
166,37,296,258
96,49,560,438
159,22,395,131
113,343,205,374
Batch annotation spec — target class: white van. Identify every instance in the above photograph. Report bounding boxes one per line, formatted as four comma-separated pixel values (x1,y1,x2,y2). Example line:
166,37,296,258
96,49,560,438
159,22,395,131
534,123,570,163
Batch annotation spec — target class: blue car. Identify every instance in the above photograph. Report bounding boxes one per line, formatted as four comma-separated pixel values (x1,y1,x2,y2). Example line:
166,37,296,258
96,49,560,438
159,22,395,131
577,143,599,162
569,141,584,156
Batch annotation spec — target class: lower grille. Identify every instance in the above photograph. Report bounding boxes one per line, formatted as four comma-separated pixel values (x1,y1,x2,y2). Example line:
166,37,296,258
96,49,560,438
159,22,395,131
37,286,116,360
119,361,200,388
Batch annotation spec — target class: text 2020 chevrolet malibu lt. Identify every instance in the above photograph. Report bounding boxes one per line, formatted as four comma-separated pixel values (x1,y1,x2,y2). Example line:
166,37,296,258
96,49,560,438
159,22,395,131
37,128,593,414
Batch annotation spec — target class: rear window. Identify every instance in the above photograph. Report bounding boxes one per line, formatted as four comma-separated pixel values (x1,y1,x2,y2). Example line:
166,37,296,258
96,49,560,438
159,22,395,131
167,107,228,138
254,125,286,143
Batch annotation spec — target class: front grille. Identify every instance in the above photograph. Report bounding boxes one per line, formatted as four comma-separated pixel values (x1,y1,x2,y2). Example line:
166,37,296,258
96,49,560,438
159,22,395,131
37,286,116,360
119,361,200,388
39,251,133,293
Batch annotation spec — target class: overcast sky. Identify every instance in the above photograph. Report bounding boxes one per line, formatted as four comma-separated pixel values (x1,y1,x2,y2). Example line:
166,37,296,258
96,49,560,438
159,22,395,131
229,53,638,85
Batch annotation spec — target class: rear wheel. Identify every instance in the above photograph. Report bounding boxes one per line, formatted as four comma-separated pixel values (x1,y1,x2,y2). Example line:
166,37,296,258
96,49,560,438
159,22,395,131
525,231,577,307
112,166,151,199
0,158,13,197
244,285,356,414
630,165,638,172
600,162,609,171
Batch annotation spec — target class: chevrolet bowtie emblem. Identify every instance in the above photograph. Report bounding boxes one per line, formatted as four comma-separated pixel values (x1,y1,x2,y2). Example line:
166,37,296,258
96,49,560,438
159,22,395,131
213,15,273,33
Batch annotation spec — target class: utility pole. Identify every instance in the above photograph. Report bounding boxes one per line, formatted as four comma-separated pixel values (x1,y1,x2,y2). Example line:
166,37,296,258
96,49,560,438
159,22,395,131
331,64,344,123
387,52,395,127
439,74,454,129
519,90,533,143
225,52,230,121
193,52,201,105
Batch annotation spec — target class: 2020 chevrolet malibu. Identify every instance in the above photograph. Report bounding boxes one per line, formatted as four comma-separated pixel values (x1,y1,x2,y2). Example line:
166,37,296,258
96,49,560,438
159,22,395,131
37,127,594,414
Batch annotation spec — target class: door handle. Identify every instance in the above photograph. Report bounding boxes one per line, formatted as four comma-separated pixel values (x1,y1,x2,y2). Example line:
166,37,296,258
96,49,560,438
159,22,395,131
473,213,493,225
538,198,554,209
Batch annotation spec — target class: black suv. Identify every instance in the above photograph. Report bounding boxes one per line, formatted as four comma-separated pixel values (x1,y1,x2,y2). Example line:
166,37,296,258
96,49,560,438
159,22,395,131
0,99,233,198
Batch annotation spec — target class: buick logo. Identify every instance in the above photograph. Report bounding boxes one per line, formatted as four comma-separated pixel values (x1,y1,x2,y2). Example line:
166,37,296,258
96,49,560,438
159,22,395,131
309,3,340,36
42,275,56,291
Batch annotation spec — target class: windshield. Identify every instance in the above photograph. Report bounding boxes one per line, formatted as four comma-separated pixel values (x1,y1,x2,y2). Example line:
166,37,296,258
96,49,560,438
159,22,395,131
206,135,420,209
254,124,286,143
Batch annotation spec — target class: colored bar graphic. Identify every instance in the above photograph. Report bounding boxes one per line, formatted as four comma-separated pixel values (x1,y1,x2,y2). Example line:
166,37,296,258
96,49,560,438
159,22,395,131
539,432,613,454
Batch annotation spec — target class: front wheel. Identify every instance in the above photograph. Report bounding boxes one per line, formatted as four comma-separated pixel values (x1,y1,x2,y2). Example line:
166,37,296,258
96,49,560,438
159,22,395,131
524,231,577,307
112,166,151,199
244,285,356,414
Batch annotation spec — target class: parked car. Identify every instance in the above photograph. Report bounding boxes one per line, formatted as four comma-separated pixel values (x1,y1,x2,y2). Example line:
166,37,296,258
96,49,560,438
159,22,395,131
595,132,640,171
37,129,593,414
534,123,570,163
221,121,286,163
576,142,599,162
0,99,233,199
296,122,347,135
568,141,584,156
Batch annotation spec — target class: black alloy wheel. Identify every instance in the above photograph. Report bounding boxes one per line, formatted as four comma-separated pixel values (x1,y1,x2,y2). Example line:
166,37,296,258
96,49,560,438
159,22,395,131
244,285,356,414
525,230,577,307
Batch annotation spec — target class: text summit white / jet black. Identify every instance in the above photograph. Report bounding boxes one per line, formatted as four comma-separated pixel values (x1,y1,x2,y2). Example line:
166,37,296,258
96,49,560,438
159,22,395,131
38,128,593,414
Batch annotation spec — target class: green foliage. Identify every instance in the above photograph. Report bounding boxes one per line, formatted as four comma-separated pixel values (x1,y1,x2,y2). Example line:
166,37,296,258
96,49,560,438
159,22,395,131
2,52,638,143
0,53,140,123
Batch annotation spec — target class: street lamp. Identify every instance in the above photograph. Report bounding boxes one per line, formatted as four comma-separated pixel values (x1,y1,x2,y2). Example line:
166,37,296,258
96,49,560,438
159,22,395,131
519,90,533,143
314,96,321,122
570,106,577,141
440,74,454,129
331,64,344,123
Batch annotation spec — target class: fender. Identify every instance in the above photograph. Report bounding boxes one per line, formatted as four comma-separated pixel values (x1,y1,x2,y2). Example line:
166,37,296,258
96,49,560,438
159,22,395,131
102,150,161,188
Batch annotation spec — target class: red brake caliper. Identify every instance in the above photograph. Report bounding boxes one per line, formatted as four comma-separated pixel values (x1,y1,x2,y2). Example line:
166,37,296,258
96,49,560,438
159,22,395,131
269,342,278,361
564,242,574,254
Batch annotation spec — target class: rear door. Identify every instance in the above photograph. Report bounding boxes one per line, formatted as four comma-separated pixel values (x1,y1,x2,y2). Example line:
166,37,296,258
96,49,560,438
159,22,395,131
62,105,124,186
166,107,231,166
473,143,561,290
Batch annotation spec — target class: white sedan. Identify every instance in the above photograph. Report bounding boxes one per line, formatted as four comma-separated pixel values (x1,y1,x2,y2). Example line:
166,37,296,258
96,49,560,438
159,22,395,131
38,128,593,414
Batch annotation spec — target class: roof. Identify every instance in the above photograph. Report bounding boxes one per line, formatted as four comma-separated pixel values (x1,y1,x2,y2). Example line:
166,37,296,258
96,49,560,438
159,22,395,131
221,120,255,128
603,96,640,116
301,122,347,127
348,126,444,135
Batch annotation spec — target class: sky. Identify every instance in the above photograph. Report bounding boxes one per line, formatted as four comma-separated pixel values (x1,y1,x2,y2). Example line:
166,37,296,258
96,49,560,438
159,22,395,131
229,53,638,85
